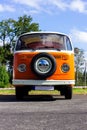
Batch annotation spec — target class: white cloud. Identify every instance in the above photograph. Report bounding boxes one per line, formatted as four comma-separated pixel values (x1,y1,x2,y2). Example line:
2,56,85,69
50,0,87,13
48,0,68,11
70,0,87,13
0,4,15,12
13,0,42,10
70,28,87,44
24,10,39,15
12,0,87,14
69,28,87,52
13,0,68,12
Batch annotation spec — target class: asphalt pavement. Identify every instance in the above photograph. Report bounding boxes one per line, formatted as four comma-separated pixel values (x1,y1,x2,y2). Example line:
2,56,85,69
0,95,87,130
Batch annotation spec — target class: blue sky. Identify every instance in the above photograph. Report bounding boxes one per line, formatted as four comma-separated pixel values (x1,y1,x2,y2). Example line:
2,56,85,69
0,0,87,53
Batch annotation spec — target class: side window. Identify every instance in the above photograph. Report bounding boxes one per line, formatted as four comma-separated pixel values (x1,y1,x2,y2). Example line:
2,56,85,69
66,37,72,50
15,40,21,50
15,40,27,50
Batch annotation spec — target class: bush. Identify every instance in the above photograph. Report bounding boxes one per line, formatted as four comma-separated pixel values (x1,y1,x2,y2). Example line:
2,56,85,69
0,65,9,87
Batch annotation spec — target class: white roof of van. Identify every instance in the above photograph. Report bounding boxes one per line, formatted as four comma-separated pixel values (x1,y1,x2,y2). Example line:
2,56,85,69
19,31,68,37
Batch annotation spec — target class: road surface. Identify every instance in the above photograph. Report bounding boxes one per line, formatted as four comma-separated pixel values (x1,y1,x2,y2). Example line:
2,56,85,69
0,95,87,130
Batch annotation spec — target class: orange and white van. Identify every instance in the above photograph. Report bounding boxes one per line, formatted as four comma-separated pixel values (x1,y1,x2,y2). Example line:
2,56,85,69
13,32,75,99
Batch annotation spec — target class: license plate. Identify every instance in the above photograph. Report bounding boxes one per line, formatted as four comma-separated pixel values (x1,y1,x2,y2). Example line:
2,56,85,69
35,86,54,90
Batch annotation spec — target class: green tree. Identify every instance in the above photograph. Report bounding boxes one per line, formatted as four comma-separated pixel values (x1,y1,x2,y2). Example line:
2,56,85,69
0,44,12,65
0,19,16,65
14,15,40,36
0,47,4,64
0,65,9,87
74,48,85,85
6,19,16,50
0,20,8,46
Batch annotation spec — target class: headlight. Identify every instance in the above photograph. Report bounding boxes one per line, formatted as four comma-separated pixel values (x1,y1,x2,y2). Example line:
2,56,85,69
61,63,70,72
18,64,26,72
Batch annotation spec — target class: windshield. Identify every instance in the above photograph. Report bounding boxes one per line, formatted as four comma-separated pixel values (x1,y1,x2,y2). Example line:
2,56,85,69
15,33,66,51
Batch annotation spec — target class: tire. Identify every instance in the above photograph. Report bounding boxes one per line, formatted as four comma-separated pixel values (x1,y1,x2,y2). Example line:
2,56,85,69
15,87,28,100
31,53,56,78
65,86,72,99
60,90,65,96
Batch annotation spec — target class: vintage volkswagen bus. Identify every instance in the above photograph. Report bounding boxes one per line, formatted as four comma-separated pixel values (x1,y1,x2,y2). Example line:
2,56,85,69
13,32,75,100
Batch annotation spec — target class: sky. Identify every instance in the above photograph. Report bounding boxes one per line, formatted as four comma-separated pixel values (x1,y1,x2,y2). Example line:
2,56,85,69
0,0,87,54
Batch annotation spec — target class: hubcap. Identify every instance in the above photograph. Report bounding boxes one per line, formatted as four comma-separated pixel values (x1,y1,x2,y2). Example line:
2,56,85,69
36,57,52,74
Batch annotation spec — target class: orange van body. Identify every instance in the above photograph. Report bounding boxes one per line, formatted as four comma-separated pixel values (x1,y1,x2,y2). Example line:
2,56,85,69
13,51,74,80
13,32,75,99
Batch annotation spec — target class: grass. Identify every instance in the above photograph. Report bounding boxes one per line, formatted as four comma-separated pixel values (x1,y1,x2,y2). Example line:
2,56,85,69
0,88,87,95
0,89,15,95
73,88,87,95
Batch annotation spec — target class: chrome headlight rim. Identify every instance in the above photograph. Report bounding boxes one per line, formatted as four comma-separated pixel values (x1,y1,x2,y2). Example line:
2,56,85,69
17,64,26,72
61,63,70,73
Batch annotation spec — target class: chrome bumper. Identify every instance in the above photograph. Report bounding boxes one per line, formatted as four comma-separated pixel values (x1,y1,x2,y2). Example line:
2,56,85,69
13,79,75,86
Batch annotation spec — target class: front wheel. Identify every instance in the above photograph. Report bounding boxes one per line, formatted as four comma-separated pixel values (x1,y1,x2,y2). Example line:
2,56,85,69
65,86,72,99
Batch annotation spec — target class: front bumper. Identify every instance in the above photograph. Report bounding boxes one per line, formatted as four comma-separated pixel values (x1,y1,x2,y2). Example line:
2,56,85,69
13,79,75,86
